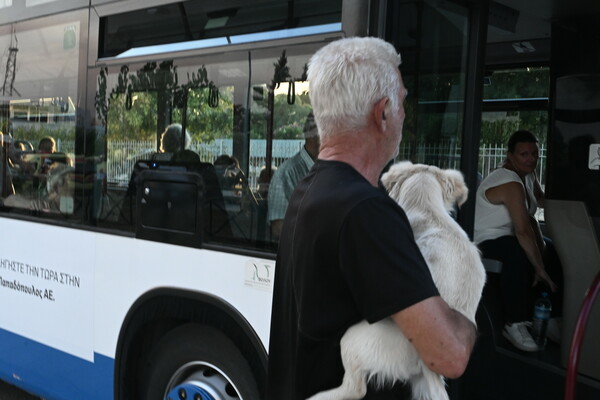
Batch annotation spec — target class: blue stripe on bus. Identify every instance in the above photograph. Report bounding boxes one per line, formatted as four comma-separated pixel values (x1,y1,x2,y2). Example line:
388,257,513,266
0,327,113,399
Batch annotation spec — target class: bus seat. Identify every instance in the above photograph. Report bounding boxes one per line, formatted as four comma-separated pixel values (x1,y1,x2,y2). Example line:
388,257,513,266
545,199,600,381
482,258,503,273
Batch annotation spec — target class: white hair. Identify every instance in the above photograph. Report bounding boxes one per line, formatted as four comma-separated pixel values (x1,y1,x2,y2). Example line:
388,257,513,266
160,123,191,152
308,37,402,140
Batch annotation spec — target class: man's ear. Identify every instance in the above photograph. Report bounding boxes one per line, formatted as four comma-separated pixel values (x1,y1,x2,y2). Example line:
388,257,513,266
373,97,389,132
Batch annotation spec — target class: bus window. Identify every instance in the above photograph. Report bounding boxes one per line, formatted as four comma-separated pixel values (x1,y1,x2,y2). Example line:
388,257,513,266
92,41,323,251
0,12,81,217
250,46,317,243
479,67,550,222
480,67,550,191
391,1,471,171
93,56,252,247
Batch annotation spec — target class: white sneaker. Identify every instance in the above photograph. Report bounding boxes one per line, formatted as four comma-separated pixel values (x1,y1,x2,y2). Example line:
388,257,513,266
503,322,538,352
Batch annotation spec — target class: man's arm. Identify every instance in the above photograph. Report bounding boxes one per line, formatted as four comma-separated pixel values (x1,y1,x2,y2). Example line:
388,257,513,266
391,296,476,378
485,182,556,291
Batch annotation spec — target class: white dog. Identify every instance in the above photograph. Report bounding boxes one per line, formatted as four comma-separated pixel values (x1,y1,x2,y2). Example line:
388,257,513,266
308,161,486,400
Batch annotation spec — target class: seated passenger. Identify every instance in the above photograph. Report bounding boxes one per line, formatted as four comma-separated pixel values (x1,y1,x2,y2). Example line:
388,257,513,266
0,132,15,197
37,136,58,174
212,154,258,240
214,154,244,188
3,163,75,214
474,130,563,352
256,165,276,200
267,112,319,239
152,123,200,163
38,136,56,154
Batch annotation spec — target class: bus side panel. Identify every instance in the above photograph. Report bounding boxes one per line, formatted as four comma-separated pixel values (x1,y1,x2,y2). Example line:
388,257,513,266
0,218,104,398
92,232,275,361
0,328,113,399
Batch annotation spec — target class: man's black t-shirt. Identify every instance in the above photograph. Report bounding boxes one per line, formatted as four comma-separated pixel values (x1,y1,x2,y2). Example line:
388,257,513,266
266,160,439,400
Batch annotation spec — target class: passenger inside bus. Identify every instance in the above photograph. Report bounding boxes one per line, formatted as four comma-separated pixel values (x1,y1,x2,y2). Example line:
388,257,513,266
267,111,319,239
474,130,563,352
256,165,276,200
212,154,260,240
19,136,72,193
151,123,200,163
0,132,16,198
38,136,57,154
3,163,75,214
214,154,243,184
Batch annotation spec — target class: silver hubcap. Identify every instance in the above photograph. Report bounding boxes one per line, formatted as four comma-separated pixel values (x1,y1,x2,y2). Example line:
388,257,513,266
163,362,243,400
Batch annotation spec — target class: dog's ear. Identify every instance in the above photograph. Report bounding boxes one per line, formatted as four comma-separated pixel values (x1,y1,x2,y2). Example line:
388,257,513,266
442,169,468,206
381,161,414,199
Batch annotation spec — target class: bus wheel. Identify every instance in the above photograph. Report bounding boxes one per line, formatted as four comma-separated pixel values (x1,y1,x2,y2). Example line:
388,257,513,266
141,324,260,400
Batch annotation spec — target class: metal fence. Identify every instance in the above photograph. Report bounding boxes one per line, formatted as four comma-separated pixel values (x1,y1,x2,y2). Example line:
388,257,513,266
103,139,306,187
45,138,548,188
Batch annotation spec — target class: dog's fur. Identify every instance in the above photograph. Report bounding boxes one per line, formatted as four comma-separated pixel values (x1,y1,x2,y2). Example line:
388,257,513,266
307,161,486,400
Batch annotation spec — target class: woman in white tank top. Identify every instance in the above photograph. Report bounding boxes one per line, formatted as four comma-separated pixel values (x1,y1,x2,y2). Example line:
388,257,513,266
474,130,562,352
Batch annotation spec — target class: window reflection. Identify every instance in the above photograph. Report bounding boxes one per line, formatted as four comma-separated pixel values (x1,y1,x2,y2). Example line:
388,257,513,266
93,43,321,250
394,1,469,171
0,18,79,216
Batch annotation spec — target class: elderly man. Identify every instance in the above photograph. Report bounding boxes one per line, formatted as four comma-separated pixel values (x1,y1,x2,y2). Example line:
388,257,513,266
266,37,477,399
267,112,320,239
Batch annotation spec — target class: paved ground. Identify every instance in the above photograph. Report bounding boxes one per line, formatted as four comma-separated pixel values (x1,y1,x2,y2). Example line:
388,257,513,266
0,380,40,399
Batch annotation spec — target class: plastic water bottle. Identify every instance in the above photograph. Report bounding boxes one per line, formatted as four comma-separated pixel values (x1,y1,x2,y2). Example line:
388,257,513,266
532,292,552,350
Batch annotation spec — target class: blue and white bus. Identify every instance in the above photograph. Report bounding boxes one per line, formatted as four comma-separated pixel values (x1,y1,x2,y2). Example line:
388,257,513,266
0,1,598,399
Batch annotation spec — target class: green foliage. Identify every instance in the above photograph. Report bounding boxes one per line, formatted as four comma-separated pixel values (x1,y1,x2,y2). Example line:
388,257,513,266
12,125,74,144
97,61,219,142
401,67,550,146
107,92,157,141
480,67,550,145
250,88,312,140
480,118,520,146
95,49,313,147
481,110,548,145
484,67,549,100
259,50,312,140
173,87,234,142
95,58,548,150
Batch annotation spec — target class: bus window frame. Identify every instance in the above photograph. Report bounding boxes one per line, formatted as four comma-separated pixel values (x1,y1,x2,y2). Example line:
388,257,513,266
0,8,90,226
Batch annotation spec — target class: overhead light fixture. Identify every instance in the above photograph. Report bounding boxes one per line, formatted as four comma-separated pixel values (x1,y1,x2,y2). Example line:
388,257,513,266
205,7,238,30
205,16,228,29
512,41,536,53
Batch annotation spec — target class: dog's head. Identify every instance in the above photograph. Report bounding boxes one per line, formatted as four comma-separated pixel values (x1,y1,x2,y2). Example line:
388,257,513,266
381,161,468,211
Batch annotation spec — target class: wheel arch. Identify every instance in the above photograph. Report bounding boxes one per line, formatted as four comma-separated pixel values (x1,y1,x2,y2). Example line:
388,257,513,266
113,288,268,400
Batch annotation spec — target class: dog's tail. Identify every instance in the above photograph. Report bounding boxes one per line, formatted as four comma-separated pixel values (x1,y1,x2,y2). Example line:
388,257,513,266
409,366,449,400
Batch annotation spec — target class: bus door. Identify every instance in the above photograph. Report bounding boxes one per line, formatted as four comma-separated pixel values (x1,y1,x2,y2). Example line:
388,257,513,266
382,0,485,234
546,16,600,384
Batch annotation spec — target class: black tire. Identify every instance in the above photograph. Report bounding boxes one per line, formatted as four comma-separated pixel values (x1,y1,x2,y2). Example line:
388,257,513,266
141,324,260,400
